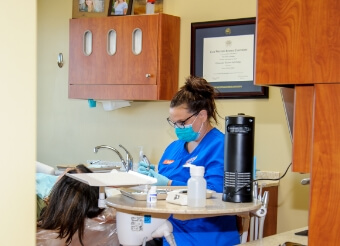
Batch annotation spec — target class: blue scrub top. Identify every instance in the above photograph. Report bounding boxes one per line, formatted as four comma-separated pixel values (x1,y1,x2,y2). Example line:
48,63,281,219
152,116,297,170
158,128,240,246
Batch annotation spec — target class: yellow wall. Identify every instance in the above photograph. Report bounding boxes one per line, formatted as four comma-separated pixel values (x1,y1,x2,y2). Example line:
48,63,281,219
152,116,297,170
0,1,36,245
37,0,310,234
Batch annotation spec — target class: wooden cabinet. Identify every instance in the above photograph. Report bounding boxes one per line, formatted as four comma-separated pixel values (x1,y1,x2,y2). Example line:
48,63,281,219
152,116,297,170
308,84,340,245
255,0,340,85
68,13,180,100
255,0,340,245
291,86,313,173
261,186,278,237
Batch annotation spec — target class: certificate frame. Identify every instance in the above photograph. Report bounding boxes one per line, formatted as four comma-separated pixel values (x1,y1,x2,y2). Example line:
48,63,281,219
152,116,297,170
191,18,268,99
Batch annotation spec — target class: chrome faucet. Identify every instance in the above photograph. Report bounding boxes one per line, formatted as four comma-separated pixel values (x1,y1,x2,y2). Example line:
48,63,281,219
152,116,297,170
119,144,134,171
94,145,129,172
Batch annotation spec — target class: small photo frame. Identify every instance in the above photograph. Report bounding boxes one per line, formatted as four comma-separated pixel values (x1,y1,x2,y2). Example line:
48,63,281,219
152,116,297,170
72,0,112,18
110,0,134,16
132,0,163,15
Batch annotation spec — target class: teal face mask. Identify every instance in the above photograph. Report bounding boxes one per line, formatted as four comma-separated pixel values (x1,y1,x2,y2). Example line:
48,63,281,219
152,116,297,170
175,125,200,142
175,116,203,142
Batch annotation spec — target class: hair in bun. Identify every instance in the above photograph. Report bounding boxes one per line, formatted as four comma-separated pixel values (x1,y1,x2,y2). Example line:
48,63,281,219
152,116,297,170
170,76,220,124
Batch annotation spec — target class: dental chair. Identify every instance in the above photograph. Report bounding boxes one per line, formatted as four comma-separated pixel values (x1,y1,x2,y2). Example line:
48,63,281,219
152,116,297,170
36,161,56,175
36,161,56,219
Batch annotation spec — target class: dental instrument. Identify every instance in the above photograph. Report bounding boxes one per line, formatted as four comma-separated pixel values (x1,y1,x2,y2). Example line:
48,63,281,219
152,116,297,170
142,154,151,171
248,182,269,242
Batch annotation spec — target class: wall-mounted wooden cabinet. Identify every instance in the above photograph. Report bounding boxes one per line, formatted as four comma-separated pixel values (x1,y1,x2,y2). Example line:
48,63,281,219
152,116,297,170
68,13,180,100
255,0,340,86
255,0,340,245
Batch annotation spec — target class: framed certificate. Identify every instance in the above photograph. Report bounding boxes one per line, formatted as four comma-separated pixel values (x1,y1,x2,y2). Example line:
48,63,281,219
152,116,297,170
191,18,268,99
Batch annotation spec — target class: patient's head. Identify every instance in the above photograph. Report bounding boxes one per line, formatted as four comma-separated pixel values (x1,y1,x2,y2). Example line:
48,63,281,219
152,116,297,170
38,164,104,245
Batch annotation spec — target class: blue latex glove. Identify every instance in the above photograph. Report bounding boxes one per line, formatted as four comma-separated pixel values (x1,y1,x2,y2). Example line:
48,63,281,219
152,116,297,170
148,169,170,186
137,161,155,176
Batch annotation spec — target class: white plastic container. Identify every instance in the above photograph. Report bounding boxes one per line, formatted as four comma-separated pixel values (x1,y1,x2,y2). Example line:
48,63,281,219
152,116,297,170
147,186,157,204
187,166,206,207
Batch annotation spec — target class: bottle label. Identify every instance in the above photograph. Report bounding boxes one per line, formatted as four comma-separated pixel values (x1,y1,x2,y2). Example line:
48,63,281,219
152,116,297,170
147,193,157,204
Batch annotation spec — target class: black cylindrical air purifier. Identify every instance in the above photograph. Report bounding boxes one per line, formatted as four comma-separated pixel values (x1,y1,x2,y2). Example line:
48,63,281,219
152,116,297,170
222,113,255,203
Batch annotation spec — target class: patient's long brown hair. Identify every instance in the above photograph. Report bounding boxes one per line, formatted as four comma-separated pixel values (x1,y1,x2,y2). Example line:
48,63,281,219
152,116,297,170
38,165,104,245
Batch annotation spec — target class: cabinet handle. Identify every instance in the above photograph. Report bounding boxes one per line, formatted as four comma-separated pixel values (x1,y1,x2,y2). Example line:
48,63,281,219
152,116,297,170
132,28,142,55
57,53,63,68
145,74,151,78
83,30,93,56
107,29,117,56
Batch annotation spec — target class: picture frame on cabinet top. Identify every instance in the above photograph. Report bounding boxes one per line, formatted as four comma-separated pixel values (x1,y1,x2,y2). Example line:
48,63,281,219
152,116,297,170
191,17,269,99
111,0,134,16
72,0,112,18
132,0,163,15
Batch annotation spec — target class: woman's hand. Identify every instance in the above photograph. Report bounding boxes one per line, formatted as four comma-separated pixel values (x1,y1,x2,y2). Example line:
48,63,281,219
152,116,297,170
137,161,155,175
148,169,170,186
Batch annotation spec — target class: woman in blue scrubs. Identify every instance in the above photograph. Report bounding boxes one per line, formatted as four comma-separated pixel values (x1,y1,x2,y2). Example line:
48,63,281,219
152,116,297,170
138,76,240,246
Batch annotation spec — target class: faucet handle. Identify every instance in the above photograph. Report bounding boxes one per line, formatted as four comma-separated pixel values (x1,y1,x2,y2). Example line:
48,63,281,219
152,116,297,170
119,144,133,171
118,144,131,158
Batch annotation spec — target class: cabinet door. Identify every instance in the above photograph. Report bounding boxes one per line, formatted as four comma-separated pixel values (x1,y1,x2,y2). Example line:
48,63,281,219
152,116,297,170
255,0,340,85
261,186,278,237
69,14,180,100
69,15,158,86
69,18,105,85
69,17,118,85
118,15,158,85
292,86,313,173
309,84,340,245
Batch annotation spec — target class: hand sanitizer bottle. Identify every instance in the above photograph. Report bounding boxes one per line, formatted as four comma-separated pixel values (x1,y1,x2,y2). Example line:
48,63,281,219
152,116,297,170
187,166,206,207
139,146,144,163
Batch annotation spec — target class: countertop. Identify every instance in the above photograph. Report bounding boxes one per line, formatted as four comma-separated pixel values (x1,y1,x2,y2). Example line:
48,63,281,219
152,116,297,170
237,227,308,245
255,171,280,188
106,193,261,220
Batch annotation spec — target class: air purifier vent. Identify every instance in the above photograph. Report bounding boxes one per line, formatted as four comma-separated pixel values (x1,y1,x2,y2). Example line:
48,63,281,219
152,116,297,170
223,114,255,203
